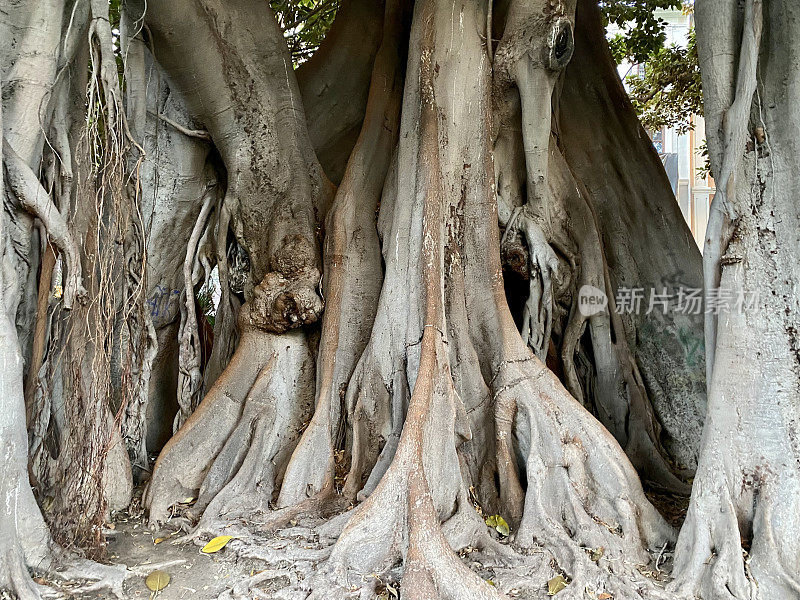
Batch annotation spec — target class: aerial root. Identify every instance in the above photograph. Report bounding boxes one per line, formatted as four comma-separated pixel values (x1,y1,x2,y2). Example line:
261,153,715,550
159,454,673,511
175,187,217,430
502,207,557,360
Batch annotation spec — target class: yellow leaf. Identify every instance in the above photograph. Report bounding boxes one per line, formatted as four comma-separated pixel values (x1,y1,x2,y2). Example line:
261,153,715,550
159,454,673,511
145,570,170,592
495,515,510,537
547,575,568,596
201,535,234,554
486,579,496,586
485,514,510,537
154,537,165,545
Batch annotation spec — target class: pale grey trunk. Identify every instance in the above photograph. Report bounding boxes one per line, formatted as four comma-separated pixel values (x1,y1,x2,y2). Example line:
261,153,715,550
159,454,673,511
671,1,800,598
120,11,216,458
0,63,54,600
296,0,386,184
559,0,707,478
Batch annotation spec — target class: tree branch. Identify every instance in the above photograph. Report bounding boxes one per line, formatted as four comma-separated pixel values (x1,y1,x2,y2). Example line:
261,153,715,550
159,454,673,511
153,111,212,141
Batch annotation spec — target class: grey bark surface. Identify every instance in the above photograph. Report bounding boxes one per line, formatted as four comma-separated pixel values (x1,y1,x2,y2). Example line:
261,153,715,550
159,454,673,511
296,0,386,185
143,0,333,302
7,0,796,598
558,0,706,477
671,1,800,598
146,3,676,600
0,67,55,598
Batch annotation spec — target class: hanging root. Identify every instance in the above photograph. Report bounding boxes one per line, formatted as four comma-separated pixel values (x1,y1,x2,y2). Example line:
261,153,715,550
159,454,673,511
2,140,86,309
502,206,558,360
175,187,217,430
203,201,239,390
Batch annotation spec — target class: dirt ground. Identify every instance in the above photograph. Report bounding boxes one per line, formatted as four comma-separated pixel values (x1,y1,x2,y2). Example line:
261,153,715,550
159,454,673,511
100,517,253,599
34,486,689,600
50,488,305,600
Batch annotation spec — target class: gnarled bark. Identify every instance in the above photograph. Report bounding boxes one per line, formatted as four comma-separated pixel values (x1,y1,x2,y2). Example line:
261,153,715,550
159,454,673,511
143,0,332,306
491,0,698,489
671,1,800,598
146,4,675,600
6,0,781,598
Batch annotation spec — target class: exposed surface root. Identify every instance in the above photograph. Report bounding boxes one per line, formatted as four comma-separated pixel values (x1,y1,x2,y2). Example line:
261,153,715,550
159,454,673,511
506,359,674,560
0,547,41,600
147,509,677,600
141,3,690,600
399,467,505,600
669,482,751,600
145,319,314,525
191,345,315,530
49,558,129,598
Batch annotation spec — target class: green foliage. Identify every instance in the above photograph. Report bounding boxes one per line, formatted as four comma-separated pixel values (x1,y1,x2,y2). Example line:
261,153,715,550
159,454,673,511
602,0,684,64
197,283,217,328
270,0,339,65
600,1,703,134
696,139,711,179
626,29,702,133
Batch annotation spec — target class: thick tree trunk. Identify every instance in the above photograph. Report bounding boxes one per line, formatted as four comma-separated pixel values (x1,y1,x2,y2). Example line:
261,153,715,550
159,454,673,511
143,0,332,295
0,0,67,377
296,0,386,185
671,1,800,598
142,0,334,522
0,72,55,598
305,2,673,596
145,2,676,599
7,0,787,597
558,0,706,478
